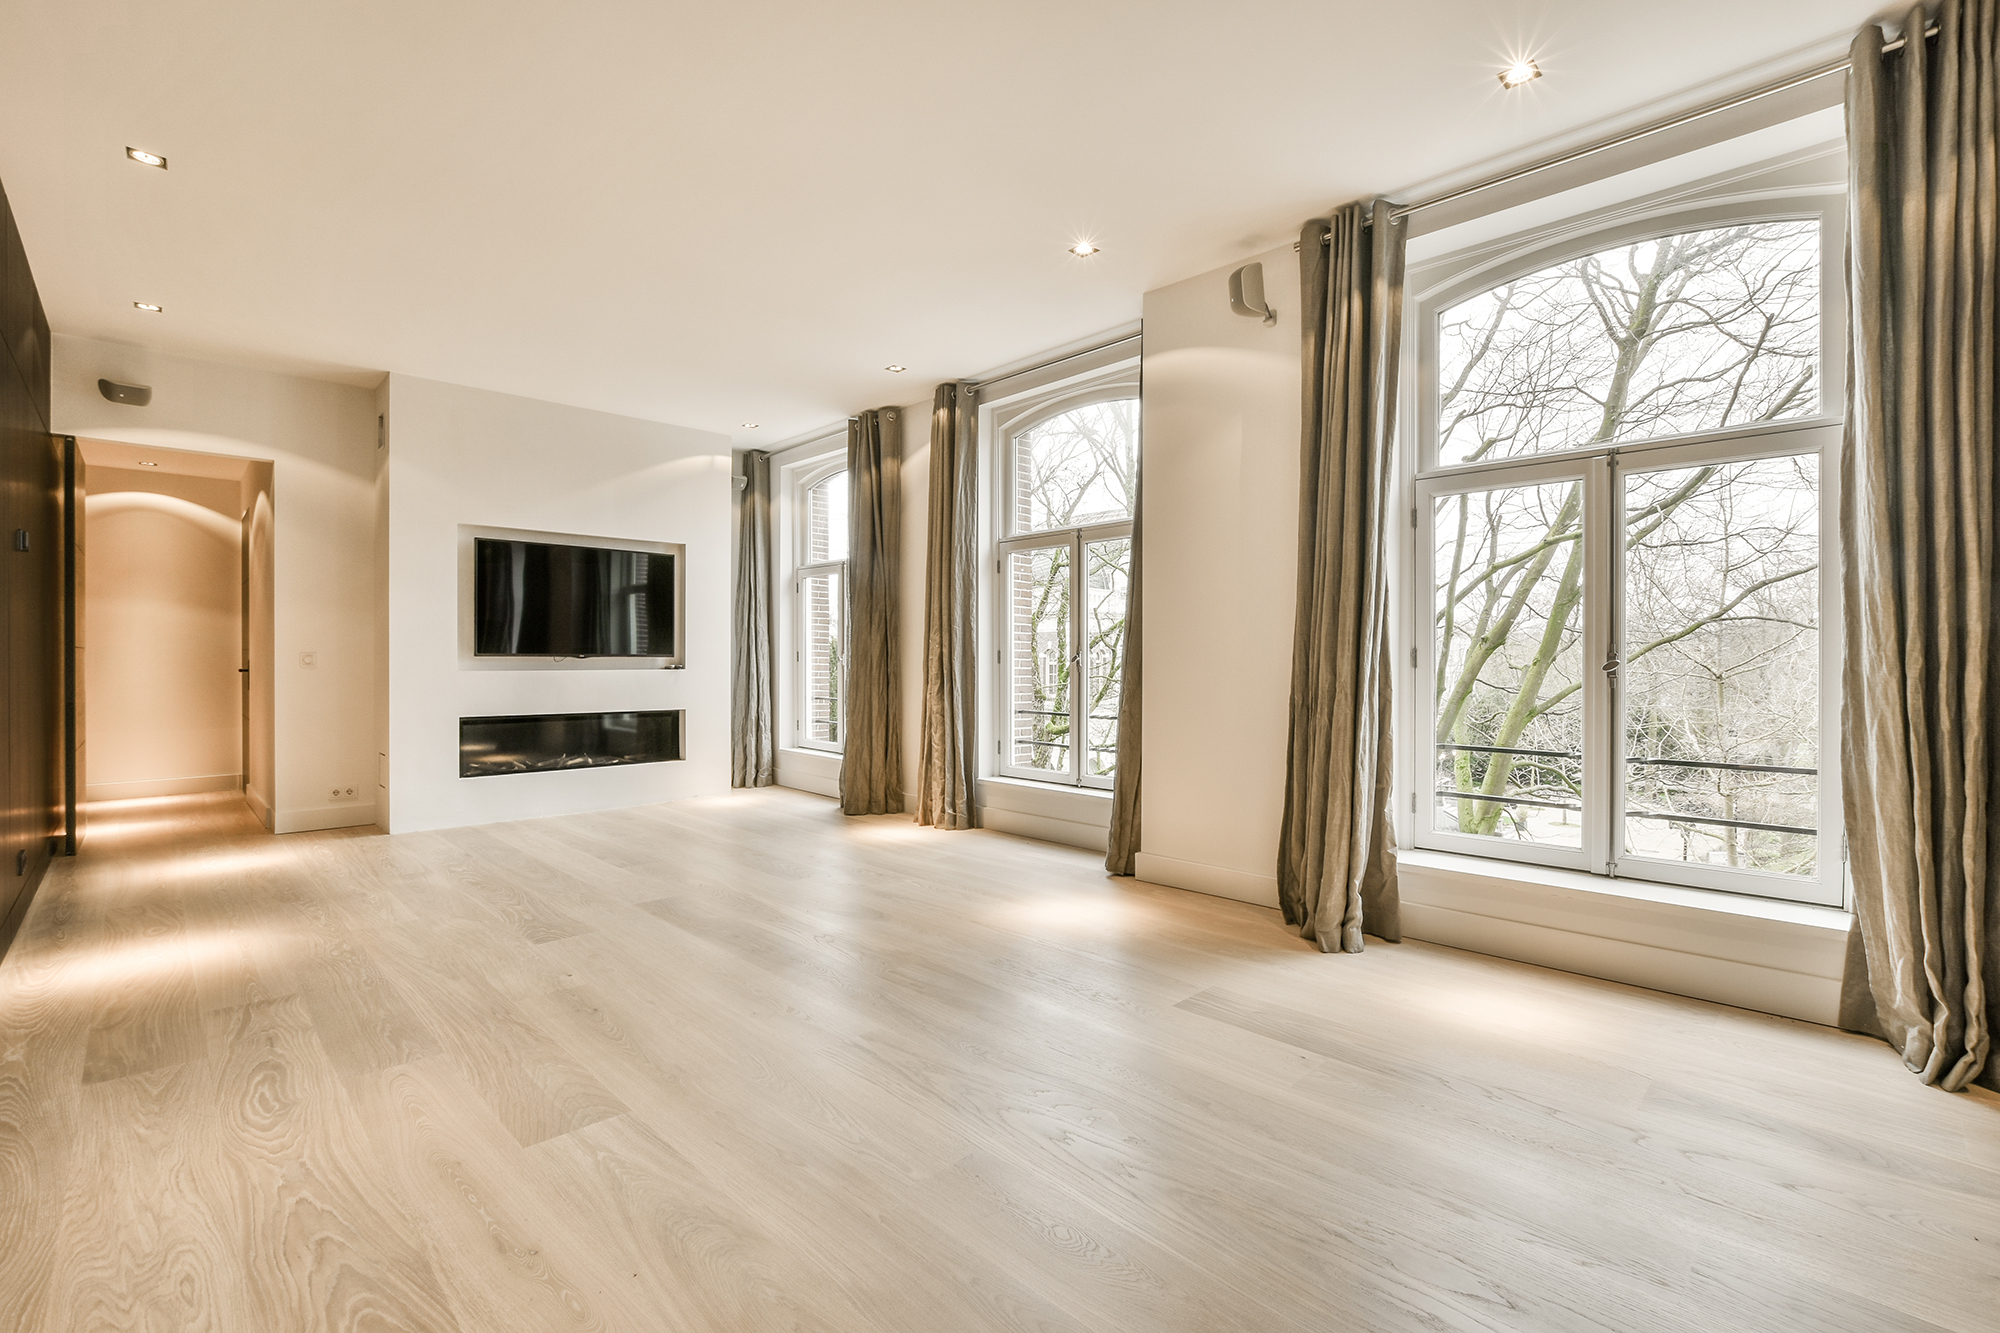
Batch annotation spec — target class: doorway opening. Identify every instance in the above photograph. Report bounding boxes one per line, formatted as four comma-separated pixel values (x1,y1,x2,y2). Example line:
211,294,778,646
75,439,275,840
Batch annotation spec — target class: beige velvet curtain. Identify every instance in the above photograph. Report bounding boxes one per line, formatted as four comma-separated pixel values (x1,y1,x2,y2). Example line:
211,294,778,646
731,449,776,787
1842,2,2000,1092
917,383,977,829
1277,201,1404,953
840,408,904,815
1106,433,1143,875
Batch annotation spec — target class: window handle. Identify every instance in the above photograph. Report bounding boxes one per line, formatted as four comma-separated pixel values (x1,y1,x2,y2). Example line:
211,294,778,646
1602,646,1621,683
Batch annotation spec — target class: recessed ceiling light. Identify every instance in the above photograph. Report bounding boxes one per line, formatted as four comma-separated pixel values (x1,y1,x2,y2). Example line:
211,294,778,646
1069,241,1100,258
126,146,168,169
138,460,160,467
740,423,760,429
885,365,906,373
1498,59,1542,89
133,302,163,312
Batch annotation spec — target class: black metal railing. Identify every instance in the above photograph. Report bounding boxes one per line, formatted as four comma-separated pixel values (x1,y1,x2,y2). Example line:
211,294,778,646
1434,742,1818,837
1434,741,1817,778
1012,708,1119,755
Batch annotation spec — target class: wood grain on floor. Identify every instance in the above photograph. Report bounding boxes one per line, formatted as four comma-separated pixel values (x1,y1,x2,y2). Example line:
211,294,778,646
0,788,1994,1333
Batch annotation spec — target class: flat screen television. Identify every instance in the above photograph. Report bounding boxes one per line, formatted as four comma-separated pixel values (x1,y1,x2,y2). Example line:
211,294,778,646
474,537,675,658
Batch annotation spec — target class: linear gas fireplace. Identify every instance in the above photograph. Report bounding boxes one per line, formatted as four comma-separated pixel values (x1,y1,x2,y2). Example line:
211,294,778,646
459,709,684,778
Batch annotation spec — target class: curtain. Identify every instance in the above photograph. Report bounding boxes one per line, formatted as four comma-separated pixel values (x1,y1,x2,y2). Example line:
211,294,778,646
840,407,905,815
1842,1,2000,1093
1106,423,1144,875
731,449,776,787
1276,201,1404,953
917,383,978,829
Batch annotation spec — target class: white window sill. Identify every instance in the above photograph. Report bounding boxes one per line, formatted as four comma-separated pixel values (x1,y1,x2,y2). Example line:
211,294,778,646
981,774,1114,801
973,774,1111,852
775,746,841,798
1396,848,1850,931
1393,847,1853,1026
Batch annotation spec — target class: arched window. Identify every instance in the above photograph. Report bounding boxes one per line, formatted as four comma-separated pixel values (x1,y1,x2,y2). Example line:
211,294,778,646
997,393,1138,788
1410,201,1844,906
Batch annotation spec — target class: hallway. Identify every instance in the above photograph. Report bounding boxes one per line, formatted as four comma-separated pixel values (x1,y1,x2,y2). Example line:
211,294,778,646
0,790,1993,1332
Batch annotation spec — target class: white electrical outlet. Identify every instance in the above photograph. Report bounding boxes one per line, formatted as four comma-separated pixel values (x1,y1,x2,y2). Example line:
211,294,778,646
330,785,358,802
300,651,318,669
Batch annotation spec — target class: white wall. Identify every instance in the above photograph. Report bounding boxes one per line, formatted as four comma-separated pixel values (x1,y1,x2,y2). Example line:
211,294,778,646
382,374,731,833
1135,244,1302,905
54,336,381,833
81,466,241,800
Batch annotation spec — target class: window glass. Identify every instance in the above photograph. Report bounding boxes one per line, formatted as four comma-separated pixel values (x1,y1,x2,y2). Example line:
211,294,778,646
1082,537,1131,779
1622,456,1820,875
1011,400,1138,535
802,566,843,745
807,471,849,563
1436,220,1821,466
1006,546,1072,772
1431,480,1586,847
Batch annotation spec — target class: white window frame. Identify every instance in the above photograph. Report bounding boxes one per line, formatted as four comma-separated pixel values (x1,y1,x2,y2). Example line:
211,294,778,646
987,372,1140,790
783,448,849,755
1401,192,1847,908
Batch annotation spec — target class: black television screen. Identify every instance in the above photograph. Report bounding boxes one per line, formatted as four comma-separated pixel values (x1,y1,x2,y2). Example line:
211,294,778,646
474,538,675,657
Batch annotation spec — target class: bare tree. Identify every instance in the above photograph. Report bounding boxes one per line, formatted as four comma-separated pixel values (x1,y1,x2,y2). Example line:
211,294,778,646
1012,402,1138,774
1431,221,1823,870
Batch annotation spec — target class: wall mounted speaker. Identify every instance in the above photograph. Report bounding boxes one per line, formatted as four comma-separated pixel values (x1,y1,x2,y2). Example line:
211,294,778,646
1228,263,1277,326
98,379,152,406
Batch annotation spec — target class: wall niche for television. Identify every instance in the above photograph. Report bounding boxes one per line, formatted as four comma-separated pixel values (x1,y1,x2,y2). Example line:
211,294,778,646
458,525,686,670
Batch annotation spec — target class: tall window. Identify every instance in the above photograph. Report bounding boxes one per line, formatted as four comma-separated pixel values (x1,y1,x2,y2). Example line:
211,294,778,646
796,466,848,751
997,395,1138,788
1411,205,1844,905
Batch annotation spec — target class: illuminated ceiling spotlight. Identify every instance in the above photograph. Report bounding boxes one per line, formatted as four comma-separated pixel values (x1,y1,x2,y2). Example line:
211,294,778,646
138,460,160,467
1498,59,1543,90
885,364,906,373
1068,240,1100,258
740,423,760,429
126,146,168,169
133,301,163,312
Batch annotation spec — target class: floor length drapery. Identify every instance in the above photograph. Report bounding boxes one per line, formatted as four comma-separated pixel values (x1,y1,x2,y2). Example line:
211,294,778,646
917,383,978,829
840,408,905,815
1276,201,1404,953
731,449,776,787
1106,420,1144,875
1842,1,2000,1091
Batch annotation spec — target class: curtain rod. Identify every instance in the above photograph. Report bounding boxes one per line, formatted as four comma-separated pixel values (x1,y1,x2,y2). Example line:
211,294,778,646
967,332,1142,391
1380,24,1937,227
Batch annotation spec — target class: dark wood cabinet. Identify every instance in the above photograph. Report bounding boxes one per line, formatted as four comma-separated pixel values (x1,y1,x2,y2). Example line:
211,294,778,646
0,174,62,959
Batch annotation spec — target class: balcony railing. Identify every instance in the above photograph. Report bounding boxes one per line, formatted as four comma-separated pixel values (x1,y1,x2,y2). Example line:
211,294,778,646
1433,742,1817,838
1012,707,1119,755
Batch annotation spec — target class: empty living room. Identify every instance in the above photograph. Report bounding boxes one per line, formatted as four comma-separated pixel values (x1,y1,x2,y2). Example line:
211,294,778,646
0,2,1994,1330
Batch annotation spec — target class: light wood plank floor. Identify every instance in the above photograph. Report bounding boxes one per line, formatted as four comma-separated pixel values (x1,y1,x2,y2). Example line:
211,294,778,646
1,789,1995,1332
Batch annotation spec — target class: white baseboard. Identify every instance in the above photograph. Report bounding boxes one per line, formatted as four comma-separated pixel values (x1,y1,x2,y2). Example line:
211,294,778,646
245,785,273,829
1396,850,1852,1026
1134,852,1281,909
84,773,241,802
275,803,378,834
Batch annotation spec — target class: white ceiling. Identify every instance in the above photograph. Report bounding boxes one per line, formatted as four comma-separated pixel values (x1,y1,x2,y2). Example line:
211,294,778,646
0,1,1882,443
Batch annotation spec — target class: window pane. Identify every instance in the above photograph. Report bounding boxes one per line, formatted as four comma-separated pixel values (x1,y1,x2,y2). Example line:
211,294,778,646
807,471,849,563
803,567,843,745
1082,537,1130,779
1437,221,1821,466
1012,399,1137,534
1622,456,1819,874
1432,480,1586,847
1007,545,1071,773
